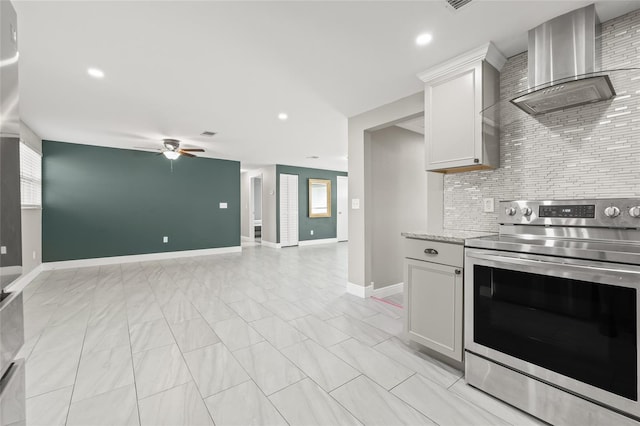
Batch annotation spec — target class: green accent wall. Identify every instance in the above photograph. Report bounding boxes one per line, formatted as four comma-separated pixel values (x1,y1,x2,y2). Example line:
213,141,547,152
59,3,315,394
42,141,240,262
276,165,347,243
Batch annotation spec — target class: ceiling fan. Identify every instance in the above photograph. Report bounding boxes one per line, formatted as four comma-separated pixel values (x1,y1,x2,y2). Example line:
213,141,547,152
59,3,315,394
137,138,205,160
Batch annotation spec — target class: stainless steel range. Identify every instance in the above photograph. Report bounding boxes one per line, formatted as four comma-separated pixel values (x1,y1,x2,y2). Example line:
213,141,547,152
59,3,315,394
464,198,640,425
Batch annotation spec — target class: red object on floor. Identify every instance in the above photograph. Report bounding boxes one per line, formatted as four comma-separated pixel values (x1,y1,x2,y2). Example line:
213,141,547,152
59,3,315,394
371,296,403,309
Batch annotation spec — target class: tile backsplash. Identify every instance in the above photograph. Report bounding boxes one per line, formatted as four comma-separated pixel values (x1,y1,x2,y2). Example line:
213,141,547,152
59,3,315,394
444,8,640,233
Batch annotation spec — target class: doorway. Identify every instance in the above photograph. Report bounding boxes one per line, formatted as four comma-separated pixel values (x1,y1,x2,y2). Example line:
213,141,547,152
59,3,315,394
337,176,348,242
250,176,263,243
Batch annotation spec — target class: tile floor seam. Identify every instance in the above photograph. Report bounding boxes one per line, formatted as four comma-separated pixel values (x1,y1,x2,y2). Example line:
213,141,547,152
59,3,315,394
390,374,487,426
270,371,368,426
325,374,381,426
123,288,143,426
21,327,44,362
448,376,464,390
250,378,292,426
387,371,418,392
161,321,216,425
61,307,90,426
326,373,364,395
23,385,71,404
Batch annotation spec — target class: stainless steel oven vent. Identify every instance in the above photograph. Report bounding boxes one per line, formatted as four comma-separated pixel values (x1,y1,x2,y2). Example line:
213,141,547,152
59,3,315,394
511,4,616,115
446,0,472,11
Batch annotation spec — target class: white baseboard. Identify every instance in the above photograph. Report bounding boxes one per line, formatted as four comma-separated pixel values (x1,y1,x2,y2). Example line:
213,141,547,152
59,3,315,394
42,246,242,271
372,282,404,298
6,264,43,294
261,241,281,249
241,236,252,242
298,238,338,247
346,281,373,298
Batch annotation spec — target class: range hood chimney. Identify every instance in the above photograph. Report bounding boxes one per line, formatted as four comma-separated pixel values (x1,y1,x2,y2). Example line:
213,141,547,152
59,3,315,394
511,4,615,115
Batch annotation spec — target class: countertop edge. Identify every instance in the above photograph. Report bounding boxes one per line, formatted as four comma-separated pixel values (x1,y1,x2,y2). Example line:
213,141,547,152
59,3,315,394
401,231,497,245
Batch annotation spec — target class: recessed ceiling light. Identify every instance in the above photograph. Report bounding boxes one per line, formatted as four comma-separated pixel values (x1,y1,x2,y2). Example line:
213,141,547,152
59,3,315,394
278,113,288,121
415,33,433,46
87,67,105,79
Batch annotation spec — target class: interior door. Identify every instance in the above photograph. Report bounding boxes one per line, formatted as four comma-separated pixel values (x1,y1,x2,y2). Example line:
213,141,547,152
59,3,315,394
279,174,299,247
337,176,348,241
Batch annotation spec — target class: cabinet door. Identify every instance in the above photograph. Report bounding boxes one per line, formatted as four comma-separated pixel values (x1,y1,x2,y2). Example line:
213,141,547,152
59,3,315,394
425,62,482,171
404,259,463,362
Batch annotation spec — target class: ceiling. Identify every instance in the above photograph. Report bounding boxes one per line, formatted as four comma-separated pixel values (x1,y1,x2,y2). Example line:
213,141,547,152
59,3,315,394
14,1,640,172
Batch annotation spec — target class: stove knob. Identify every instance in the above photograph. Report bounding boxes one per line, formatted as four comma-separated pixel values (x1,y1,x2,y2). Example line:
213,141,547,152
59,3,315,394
629,206,640,218
521,207,532,217
505,207,517,216
604,206,620,218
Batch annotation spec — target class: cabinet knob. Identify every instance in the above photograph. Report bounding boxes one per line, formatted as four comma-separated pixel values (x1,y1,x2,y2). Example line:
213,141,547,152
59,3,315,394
424,248,438,255
455,269,461,275
473,158,480,164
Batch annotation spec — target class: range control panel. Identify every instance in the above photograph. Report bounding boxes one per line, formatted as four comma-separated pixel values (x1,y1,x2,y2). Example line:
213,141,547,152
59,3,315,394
539,204,595,218
498,199,640,228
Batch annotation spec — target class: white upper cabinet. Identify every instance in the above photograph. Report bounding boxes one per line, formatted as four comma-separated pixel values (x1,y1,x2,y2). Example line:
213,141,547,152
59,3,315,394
418,43,506,173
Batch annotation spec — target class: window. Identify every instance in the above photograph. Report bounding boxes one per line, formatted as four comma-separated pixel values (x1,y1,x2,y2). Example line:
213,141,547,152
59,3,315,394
20,142,42,207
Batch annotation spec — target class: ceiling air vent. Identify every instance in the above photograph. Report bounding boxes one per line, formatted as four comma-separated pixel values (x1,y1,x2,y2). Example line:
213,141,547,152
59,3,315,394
446,0,473,11
200,131,217,137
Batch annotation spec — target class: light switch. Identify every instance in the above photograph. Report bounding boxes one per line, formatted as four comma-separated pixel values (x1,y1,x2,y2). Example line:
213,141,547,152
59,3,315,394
220,202,228,209
483,198,495,213
351,199,360,209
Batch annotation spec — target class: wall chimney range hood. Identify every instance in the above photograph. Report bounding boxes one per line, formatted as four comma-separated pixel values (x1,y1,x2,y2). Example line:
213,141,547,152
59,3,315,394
511,4,616,115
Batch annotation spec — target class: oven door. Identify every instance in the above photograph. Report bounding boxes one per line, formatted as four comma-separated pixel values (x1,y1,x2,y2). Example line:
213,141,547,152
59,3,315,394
465,248,640,418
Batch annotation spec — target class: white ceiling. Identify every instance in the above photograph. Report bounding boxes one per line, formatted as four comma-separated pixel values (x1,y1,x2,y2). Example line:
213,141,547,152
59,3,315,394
14,1,640,172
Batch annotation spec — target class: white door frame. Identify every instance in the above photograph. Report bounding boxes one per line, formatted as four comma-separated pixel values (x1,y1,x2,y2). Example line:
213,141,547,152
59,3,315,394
249,175,263,240
337,176,348,242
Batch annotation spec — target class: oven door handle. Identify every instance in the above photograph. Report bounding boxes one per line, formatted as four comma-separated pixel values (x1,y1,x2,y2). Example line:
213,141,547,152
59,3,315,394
466,251,640,277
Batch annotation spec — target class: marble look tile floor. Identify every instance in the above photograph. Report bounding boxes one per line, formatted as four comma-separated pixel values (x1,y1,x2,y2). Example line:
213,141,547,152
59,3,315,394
22,243,545,426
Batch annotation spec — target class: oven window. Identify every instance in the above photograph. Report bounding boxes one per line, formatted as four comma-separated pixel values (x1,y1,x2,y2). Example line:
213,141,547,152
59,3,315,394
474,265,637,401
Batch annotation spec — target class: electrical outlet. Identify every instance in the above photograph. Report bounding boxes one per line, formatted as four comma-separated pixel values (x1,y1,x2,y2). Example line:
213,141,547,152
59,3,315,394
219,202,228,209
310,230,314,235
0,246,6,255
483,198,495,213
351,199,360,209
163,236,168,243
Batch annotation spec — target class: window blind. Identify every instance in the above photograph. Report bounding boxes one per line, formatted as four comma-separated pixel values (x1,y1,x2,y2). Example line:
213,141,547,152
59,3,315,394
20,142,42,207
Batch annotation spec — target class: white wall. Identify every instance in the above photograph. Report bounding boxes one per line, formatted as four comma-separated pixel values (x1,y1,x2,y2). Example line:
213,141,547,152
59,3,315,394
347,91,443,295
370,126,428,289
20,121,42,274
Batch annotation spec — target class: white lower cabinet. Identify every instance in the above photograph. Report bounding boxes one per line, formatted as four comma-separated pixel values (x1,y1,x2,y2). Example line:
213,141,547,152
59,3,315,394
404,242,463,363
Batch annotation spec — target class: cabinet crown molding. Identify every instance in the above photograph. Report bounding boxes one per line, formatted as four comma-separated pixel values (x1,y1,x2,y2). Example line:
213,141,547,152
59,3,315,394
417,42,506,83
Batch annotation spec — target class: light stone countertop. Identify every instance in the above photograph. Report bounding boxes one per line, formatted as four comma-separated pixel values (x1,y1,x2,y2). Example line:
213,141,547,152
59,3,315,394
401,230,497,245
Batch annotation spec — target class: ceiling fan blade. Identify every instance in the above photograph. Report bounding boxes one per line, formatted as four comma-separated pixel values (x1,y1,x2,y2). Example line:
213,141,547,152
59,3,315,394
134,146,163,151
179,150,196,158
180,148,205,152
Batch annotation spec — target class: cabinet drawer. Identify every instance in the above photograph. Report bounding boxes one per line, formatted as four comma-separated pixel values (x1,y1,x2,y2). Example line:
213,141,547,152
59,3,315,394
404,238,463,267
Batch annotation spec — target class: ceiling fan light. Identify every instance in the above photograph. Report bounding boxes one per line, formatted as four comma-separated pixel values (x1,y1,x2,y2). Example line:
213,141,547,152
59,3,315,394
163,151,180,160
